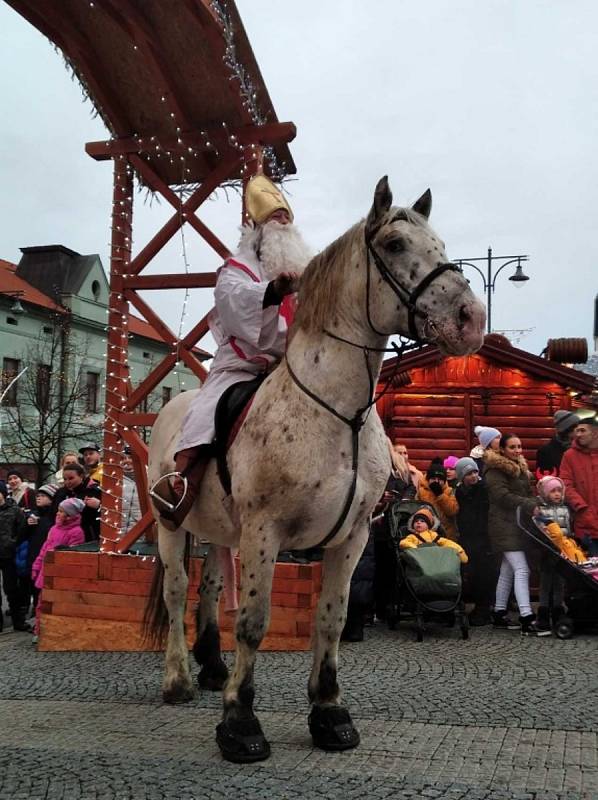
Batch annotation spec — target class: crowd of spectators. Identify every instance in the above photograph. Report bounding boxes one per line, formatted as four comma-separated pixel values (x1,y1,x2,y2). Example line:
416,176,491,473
343,409,598,641
0,441,141,642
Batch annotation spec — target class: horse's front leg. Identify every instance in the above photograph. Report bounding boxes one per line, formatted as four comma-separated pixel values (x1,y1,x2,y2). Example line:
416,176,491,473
216,521,278,763
158,525,194,703
307,520,369,751
192,544,229,691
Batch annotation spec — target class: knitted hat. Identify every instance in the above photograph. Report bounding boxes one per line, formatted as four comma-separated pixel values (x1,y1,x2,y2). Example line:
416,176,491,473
37,483,58,500
443,455,459,470
455,457,479,482
537,476,565,501
474,426,501,450
6,468,23,480
426,460,447,481
58,497,85,517
553,410,580,434
0,480,7,499
413,507,435,525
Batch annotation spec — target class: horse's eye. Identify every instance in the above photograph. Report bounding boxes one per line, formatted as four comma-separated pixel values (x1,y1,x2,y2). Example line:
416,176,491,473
384,238,405,254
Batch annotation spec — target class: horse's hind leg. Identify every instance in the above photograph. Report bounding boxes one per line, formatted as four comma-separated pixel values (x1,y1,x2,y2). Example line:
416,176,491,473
216,523,278,763
193,544,229,691
307,521,369,751
159,526,194,703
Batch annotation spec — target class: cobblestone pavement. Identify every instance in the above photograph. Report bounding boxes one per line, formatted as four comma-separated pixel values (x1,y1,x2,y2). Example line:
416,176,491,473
1,623,597,799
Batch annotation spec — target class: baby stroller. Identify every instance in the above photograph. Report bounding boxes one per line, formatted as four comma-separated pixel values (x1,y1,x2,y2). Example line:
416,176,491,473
385,500,469,642
516,507,598,639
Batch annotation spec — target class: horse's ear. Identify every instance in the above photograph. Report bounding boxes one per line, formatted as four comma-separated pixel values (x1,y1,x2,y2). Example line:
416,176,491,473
412,189,432,219
366,176,393,237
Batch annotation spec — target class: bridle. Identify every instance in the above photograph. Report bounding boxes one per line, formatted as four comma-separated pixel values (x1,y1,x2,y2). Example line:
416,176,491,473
286,215,460,548
364,214,461,341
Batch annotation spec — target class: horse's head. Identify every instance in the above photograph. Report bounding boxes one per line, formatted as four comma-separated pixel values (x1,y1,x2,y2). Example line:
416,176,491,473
363,176,485,355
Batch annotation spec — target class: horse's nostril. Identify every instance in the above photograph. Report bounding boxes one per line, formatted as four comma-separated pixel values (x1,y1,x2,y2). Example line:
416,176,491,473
459,304,472,323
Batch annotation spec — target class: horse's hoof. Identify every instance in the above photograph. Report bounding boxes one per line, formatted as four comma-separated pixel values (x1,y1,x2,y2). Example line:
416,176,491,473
308,705,360,751
216,717,271,763
162,682,195,704
198,664,228,692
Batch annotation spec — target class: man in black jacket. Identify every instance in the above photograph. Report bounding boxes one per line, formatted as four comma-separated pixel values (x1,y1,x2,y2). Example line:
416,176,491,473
0,480,28,631
536,410,580,478
53,463,101,542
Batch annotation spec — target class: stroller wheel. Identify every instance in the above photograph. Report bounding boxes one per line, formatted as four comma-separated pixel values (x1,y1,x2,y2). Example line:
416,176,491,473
416,627,424,643
555,617,574,640
461,624,470,640
386,604,398,631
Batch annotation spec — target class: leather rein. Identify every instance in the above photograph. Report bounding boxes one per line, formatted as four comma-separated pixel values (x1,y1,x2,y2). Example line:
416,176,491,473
286,224,459,548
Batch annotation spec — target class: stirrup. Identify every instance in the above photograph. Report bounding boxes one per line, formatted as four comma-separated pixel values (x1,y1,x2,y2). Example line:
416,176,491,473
149,472,188,512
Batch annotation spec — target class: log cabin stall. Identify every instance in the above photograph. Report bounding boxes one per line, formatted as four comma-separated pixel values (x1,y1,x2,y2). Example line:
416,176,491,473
376,334,597,473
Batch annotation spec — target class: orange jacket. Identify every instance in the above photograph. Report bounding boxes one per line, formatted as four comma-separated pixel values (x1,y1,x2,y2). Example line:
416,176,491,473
416,477,459,540
400,528,468,564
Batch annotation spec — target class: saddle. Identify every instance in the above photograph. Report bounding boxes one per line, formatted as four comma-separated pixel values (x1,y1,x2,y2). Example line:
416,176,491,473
214,374,266,495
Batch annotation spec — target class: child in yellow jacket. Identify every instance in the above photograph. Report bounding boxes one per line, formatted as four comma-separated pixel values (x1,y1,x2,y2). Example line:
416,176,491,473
400,507,468,564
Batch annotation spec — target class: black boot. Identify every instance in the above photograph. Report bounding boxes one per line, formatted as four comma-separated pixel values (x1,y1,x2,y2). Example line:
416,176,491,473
520,613,552,637
492,610,519,630
551,606,566,628
341,606,364,642
536,606,551,632
151,446,210,531
10,608,30,632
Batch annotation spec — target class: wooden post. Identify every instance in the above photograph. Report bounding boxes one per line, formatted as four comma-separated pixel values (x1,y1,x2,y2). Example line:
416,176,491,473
100,157,133,553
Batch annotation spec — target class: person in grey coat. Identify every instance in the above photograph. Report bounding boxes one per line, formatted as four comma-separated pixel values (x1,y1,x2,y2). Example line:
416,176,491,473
121,448,142,533
484,434,547,637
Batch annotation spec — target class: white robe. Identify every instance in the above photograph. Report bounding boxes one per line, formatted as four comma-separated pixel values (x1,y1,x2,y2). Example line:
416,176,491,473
177,247,294,452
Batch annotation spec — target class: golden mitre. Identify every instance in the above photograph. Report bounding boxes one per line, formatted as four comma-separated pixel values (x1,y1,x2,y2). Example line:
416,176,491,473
244,174,294,224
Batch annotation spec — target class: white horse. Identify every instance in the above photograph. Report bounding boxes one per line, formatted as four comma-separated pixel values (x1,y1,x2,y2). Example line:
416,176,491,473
145,177,485,763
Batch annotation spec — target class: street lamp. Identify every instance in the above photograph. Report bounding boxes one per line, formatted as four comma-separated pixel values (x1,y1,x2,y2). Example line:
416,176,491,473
454,247,530,334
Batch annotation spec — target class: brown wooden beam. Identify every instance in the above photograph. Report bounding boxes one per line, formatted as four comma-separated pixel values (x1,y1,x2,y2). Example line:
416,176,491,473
86,122,297,161
114,510,155,553
179,347,209,383
124,290,177,347
129,154,230,259
123,273,217,290
126,353,177,411
128,154,243,275
121,412,159,427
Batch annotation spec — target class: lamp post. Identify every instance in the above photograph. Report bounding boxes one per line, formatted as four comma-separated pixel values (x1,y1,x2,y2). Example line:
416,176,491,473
454,247,530,334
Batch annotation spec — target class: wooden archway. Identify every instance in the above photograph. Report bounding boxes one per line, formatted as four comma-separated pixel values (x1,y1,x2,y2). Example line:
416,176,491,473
6,0,297,551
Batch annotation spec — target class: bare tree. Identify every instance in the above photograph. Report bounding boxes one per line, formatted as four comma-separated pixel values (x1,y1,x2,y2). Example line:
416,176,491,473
0,312,103,485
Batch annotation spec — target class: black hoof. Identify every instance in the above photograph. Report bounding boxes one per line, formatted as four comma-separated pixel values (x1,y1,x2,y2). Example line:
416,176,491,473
309,705,360,751
197,663,228,692
216,717,271,763
162,683,194,704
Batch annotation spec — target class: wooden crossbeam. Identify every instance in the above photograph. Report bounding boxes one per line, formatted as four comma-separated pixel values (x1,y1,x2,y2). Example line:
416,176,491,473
123,273,217,290
85,122,297,160
128,154,242,275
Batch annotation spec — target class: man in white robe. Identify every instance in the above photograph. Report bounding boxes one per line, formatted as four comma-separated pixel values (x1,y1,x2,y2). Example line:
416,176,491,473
152,175,312,530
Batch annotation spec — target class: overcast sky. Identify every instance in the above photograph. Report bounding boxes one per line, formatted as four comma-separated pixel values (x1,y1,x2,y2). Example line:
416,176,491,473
1,1,597,357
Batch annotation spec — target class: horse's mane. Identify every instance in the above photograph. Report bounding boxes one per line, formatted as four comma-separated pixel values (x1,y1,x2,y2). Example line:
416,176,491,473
294,206,428,335
294,221,364,335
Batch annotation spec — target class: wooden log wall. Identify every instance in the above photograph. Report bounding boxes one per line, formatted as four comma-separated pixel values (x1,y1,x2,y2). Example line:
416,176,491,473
381,354,571,472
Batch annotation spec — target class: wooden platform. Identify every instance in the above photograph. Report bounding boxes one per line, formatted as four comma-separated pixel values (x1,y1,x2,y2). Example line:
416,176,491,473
38,550,322,652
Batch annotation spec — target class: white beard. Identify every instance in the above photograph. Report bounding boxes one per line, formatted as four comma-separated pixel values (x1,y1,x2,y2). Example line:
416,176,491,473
237,222,313,281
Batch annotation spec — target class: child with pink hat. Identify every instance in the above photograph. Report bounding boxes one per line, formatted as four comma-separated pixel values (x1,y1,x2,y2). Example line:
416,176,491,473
30,497,85,643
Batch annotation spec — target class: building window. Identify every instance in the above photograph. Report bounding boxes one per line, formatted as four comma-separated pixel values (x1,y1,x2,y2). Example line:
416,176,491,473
42,326,53,335
143,351,150,359
6,317,18,326
1,358,20,406
85,371,100,413
36,364,51,411
91,280,101,301
161,386,172,407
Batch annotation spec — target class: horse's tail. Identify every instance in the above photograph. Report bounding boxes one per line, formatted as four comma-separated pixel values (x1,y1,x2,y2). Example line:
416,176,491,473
142,532,192,647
